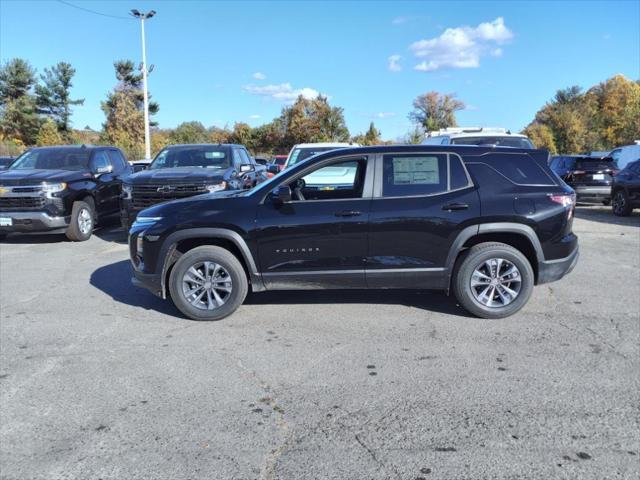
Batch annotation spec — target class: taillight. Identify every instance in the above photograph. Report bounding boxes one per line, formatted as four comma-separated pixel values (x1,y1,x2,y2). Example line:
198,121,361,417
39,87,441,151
550,193,576,219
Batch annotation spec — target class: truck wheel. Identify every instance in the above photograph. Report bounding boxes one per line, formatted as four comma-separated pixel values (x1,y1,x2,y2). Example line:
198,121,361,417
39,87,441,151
612,190,632,216
65,199,95,242
453,242,534,319
168,245,248,321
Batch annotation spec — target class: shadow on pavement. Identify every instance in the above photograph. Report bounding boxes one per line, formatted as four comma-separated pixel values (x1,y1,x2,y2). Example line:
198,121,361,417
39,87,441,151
91,260,471,319
575,205,640,227
90,259,181,317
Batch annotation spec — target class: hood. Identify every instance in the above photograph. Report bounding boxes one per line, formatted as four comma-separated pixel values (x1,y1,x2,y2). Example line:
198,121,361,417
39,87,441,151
137,188,249,218
126,167,228,184
0,169,90,186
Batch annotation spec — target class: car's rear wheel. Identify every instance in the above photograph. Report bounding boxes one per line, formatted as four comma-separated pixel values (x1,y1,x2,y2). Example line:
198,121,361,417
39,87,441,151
612,190,632,216
453,242,534,319
65,199,95,242
169,245,248,321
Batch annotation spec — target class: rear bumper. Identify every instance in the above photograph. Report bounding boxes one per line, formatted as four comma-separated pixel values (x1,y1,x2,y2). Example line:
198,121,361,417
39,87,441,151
574,186,611,200
537,244,579,285
0,211,69,233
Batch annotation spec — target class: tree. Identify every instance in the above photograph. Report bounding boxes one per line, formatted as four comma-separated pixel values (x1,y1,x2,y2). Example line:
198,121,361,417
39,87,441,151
409,91,465,132
403,126,425,144
101,91,145,159
35,62,84,133
353,122,382,146
279,95,350,148
0,58,40,145
168,121,208,144
105,60,159,124
36,119,64,146
523,123,557,153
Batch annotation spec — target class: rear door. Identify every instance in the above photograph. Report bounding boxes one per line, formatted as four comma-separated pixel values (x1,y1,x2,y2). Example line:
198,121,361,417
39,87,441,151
366,151,480,289
91,150,120,214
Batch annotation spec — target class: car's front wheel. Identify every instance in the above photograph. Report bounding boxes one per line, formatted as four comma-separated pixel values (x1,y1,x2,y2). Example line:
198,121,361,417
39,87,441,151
453,242,534,319
168,245,248,321
612,190,632,216
65,199,95,241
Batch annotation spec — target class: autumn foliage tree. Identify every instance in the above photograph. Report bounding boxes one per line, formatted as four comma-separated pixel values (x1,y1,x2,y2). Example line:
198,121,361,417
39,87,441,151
409,91,465,132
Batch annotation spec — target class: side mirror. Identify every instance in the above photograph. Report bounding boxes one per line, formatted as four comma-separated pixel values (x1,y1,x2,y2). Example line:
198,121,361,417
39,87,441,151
272,185,291,204
239,164,254,174
267,164,280,174
94,165,113,176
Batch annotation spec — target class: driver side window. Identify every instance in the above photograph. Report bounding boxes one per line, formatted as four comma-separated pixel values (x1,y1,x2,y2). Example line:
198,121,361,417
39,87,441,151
91,151,111,171
287,157,368,201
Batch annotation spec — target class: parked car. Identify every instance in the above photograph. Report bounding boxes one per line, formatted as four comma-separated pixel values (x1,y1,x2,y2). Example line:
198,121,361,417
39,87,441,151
284,142,358,168
130,158,152,173
608,143,640,170
120,144,268,228
611,159,640,216
129,145,578,321
550,155,618,204
0,156,15,170
0,145,131,241
422,127,535,149
271,155,288,172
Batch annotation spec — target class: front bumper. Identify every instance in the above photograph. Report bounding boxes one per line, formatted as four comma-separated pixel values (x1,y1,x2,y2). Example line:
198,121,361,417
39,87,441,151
131,268,163,297
537,244,579,285
574,186,611,201
0,211,69,233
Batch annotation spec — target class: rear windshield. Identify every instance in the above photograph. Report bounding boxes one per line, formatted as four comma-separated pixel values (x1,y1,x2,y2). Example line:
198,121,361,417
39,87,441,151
288,147,339,166
10,149,91,170
451,136,534,149
150,146,231,170
574,158,617,170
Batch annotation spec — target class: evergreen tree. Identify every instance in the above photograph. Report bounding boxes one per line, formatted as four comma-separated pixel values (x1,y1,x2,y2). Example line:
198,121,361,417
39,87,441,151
35,62,84,133
0,58,41,145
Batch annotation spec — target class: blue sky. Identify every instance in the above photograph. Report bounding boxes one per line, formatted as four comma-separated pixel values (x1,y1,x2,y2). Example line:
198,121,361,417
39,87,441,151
1,0,638,140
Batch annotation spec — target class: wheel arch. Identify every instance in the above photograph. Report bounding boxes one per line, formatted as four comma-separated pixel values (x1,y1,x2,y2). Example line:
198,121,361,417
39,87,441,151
445,223,544,289
156,228,264,299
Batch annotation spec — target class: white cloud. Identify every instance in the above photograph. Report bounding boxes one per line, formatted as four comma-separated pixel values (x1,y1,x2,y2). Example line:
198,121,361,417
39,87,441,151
392,16,411,26
388,54,402,72
252,72,266,80
410,17,513,72
243,83,322,102
373,112,396,119
249,114,261,119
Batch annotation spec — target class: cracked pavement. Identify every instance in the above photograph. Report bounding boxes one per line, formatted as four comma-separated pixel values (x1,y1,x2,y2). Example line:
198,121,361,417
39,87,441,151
1,206,639,479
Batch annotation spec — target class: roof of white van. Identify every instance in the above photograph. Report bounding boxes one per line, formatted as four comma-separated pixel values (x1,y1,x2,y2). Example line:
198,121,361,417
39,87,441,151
426,127,528,138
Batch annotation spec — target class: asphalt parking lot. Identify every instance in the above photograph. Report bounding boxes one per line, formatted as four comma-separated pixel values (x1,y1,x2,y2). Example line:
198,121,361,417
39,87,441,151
0,206,638,480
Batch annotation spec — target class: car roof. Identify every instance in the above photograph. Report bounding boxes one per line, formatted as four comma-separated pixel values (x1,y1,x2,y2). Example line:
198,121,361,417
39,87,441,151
28,144,107,150
161,143,244,149
293,142,358,148
308,144,542,157
426,127,528,139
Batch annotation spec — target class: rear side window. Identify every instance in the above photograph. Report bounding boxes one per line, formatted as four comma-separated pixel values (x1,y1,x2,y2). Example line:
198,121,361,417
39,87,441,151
483,155,555,185
449,155,471,190
382,154,448,197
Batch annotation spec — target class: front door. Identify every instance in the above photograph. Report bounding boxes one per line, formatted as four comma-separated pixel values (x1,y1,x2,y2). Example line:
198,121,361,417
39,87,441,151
256,155,372,289
367,151,480,289
91,150,120,215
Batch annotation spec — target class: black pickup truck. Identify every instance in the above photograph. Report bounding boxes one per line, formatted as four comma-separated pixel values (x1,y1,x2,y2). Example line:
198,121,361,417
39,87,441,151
120,144,268,228
0,145,131,241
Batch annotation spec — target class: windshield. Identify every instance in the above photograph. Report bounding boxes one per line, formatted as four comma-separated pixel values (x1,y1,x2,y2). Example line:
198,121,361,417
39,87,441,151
149,146,231,170
9,149,91,170
451,136,534,149
288,147,339,166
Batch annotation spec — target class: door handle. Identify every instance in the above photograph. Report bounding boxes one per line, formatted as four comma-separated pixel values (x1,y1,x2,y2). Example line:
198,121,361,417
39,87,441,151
335,210,361,217
442,203,469,211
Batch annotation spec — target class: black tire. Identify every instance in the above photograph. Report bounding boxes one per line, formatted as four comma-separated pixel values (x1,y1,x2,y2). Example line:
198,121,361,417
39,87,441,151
453,242,534,319
612,189,632,217
168,245,248,321
65,199,95,242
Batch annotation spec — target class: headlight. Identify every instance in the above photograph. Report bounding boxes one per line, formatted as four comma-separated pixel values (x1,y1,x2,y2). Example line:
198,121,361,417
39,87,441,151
122,184,132,200
41,182,66,197
205,182,227,193
133,216,162,227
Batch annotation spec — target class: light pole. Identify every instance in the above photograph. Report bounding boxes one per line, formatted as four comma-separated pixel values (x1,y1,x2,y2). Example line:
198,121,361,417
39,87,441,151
131,9,155,160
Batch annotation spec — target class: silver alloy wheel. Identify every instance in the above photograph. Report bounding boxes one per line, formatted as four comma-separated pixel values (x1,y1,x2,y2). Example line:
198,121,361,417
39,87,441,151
470,258,522,308
78,208,93,234
181,261,233,310
613,191,626,214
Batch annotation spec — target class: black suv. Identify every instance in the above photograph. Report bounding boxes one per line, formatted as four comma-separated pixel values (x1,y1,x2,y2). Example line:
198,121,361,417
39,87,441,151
611,159,640,216
120,144,268,228
129,145,579,320
0,145,131,241
550,155,618,204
